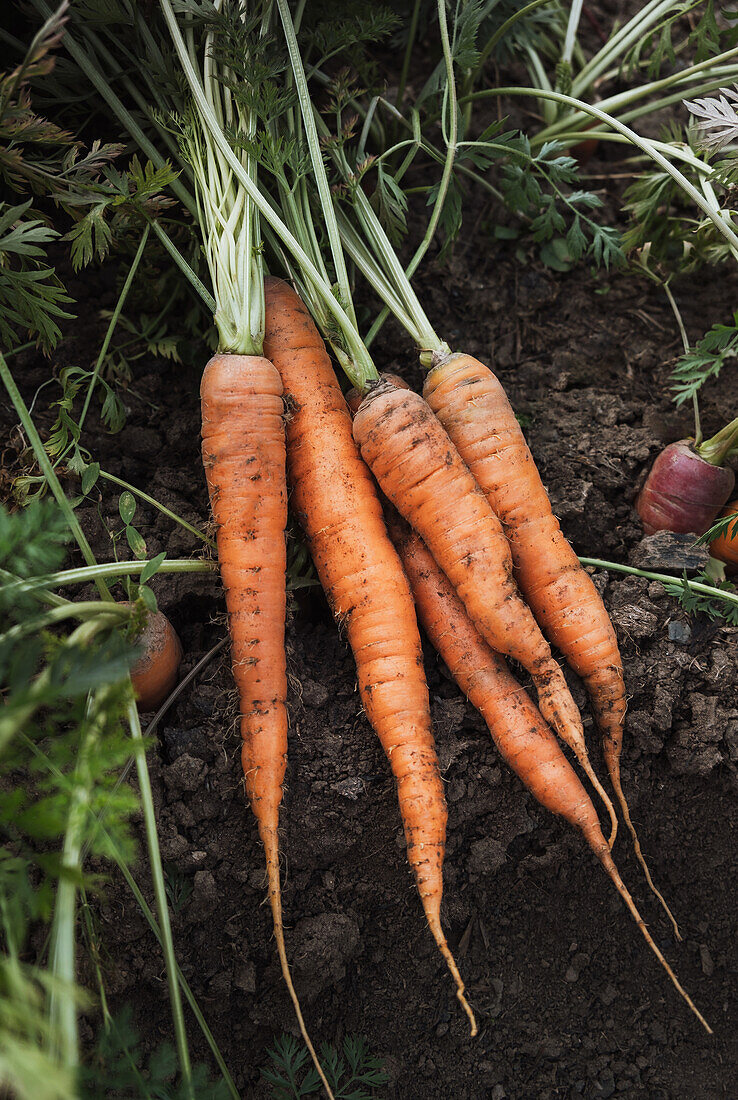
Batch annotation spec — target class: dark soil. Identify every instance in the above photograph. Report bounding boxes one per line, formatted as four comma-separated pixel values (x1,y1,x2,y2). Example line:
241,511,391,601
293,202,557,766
3,159,738,1100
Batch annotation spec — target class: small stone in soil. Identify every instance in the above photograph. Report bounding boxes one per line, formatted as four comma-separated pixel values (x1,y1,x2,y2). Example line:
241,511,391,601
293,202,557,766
333,777,365,800
668,620,692,643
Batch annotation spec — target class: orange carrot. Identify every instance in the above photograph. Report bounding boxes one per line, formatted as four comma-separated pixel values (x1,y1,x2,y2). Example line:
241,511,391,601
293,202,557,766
352,377,617,842
129,608,182,712
202,352,334,1093
388,512,710,1032
710,499,738,573
262,278,475,1034
423,353,679,936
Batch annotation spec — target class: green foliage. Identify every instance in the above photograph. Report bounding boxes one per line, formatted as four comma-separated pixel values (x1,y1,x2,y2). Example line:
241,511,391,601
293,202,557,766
661,570,738,625
63,156,179,271
81,1007,230,1099
0,198,73,356
701,509,738,545
624,2,737,80
263,1033,389,1100
495,135,624,269
670,315,738,406
0,500,145,1098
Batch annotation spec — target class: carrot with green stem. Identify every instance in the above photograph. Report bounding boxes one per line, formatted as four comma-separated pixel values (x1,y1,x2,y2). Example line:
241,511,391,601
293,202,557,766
162,0,474,1044
386,512,711,1033
317,41,681,930
166,13,332,1093
263,276,476,1037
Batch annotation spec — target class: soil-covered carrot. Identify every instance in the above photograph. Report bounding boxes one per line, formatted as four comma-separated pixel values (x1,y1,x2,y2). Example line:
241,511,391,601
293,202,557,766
130,608,183,712
159,15,334,1086
352,377,617,841
388,513,711,1033
423,352,679,935
263,277,476,1034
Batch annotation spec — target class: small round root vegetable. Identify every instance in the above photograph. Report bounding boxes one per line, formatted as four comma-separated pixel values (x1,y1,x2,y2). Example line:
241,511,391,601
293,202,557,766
130,609,183,712
353,377,616,840
710,499,738,572
636,440,735,536
263,280,475,1036
423,352,682,936
391,517,711,1034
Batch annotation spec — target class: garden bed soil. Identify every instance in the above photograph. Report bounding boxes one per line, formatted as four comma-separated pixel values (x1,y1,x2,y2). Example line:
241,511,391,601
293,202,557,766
3,193,738,1099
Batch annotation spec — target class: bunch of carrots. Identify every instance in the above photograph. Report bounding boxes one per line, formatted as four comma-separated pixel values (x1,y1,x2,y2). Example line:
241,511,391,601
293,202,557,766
80,0,715,1086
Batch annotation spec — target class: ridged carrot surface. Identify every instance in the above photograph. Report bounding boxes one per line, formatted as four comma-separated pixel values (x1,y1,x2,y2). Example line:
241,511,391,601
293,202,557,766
262,278,475,1033
202,353,322,1063
388,514,710,1033
352,378,616,836
423,353,676,932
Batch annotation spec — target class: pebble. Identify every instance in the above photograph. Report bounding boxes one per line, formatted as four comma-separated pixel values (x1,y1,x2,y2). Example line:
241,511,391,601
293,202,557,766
333,777,365,800
667,620,692,643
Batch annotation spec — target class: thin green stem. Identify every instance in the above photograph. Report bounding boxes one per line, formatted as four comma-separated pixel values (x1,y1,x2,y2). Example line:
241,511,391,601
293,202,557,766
579,556,738,609
98,471,214,548
662,281,702,446
562,0,584,66
276,0,356,329
112,846,239,1099
410,0,458,277
0,558,214,603
0,352,111,602
127,701,193,1099
148,219,216,313
160,0,375,387
77,226,150,435
0,602,128,645
49,689,114,1070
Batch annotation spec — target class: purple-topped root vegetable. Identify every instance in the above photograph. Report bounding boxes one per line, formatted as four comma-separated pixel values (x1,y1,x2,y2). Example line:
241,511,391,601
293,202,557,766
637,417,738,536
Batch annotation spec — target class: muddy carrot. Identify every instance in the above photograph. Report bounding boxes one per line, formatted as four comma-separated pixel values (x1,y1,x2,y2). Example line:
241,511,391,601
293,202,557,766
352,377,617,844
263,277,475,1035
388,513,710,1033
423,352,678,935
129,608,183,712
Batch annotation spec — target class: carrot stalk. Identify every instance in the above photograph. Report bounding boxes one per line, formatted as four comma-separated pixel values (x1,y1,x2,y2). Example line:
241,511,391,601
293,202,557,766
389,515,710,1032
263,278,475,1035
352,378,617,838
423,353,679,934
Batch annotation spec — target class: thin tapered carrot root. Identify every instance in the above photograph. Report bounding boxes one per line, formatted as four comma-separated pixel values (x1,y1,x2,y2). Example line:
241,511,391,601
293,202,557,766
263,830,336,1100
572,748,619,852
592,836,710,1033
611,771,682,941
264,281,472,1035
389,515,703,1033
423,356,680,930
426,913,477,1036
